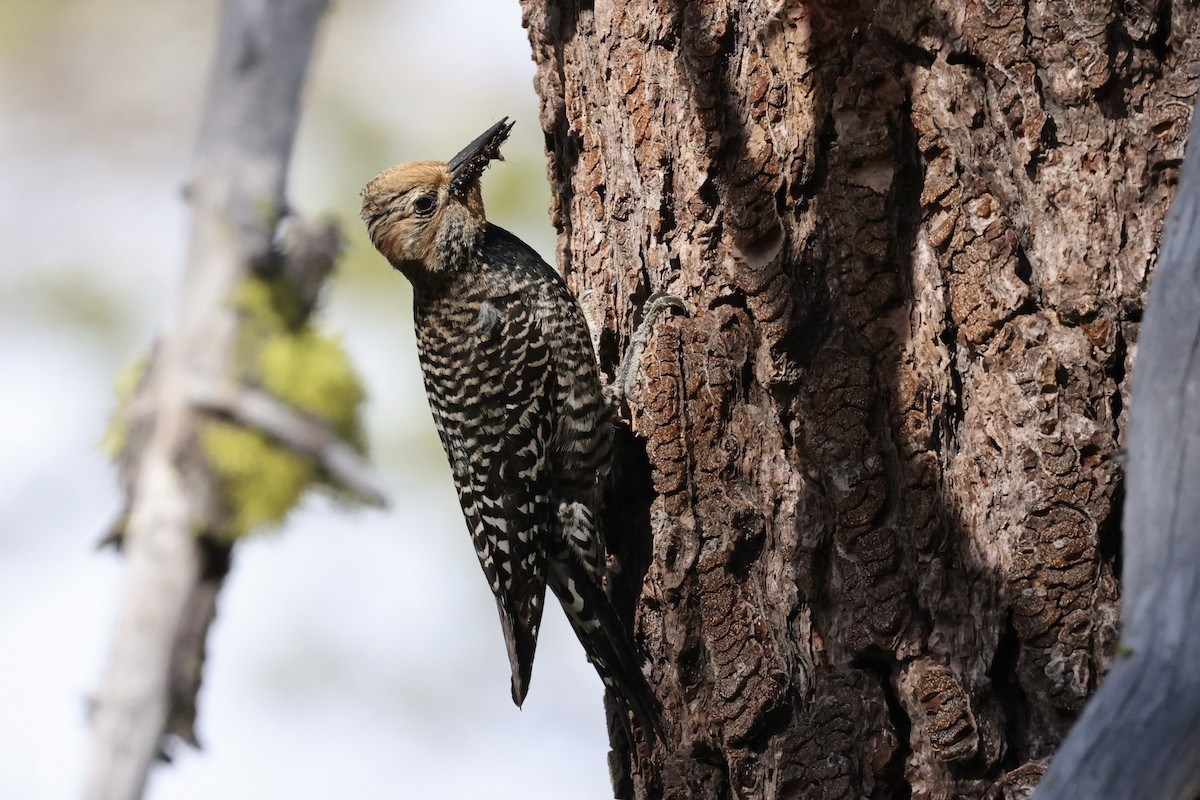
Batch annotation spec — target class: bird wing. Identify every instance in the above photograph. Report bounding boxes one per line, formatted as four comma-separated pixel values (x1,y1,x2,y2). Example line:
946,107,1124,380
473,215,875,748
420,294,556,707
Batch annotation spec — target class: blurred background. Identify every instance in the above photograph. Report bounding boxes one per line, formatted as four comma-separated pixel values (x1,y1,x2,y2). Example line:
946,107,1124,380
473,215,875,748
0,1,616,797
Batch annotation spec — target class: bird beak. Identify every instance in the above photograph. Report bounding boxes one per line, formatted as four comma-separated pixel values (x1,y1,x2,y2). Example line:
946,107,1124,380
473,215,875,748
447,118,514,198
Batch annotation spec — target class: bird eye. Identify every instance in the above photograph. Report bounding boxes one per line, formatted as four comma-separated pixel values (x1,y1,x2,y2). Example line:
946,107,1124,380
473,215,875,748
413,194,437,216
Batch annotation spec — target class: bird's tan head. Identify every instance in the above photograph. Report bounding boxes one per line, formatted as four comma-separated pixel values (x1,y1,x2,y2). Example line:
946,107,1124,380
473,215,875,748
361,118,513,283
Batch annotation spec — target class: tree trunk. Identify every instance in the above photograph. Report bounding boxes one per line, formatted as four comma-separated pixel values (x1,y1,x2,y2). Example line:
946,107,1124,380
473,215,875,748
520,2,1200,798
1032,96,1200,800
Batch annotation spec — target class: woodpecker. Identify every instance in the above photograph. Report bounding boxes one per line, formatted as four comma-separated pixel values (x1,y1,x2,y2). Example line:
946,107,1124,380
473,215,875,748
361,119,662,739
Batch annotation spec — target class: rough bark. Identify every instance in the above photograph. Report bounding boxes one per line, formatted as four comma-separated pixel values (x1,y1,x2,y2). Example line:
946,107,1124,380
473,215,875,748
83,3,380,799
519,2,1200,798
1033,95,1200,800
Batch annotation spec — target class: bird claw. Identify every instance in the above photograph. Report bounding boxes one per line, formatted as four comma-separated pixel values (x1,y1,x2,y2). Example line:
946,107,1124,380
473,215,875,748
613,293,689,409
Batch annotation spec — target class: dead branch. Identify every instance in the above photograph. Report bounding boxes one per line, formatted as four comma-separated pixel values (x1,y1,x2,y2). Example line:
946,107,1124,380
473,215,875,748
82,2,346,798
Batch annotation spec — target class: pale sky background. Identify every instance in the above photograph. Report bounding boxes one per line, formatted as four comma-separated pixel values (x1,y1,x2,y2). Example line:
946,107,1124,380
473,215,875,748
0,1,618,797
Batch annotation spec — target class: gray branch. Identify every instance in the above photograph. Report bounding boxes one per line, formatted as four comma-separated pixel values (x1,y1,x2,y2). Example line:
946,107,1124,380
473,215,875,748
1034,100,1200,800
83,2,332,799
189,378,389,508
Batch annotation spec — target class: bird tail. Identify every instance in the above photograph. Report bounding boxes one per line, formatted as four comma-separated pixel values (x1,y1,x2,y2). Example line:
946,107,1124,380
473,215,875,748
496,600,541,707
548,562,664,743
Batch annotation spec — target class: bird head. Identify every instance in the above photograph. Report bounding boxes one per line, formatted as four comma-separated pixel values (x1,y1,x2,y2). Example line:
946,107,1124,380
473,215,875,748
361,118,514,283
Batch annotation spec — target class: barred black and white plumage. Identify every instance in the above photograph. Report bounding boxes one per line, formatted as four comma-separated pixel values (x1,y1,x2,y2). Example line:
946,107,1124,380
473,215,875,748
361,119,661,739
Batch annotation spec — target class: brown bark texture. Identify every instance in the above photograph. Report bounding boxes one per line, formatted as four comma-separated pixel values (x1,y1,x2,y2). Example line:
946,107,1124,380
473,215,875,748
519,2,1200,798
1033,95,1200,800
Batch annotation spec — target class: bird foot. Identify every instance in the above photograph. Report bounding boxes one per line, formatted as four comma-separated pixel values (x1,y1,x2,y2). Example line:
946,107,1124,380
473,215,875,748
612,293,689,409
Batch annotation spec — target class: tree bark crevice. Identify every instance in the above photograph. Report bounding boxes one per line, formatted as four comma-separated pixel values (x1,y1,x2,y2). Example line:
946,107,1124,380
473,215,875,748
521,1,1200,797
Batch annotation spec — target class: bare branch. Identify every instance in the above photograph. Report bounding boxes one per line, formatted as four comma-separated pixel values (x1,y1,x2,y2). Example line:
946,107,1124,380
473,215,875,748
190,378,389,508
83,2,331,798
